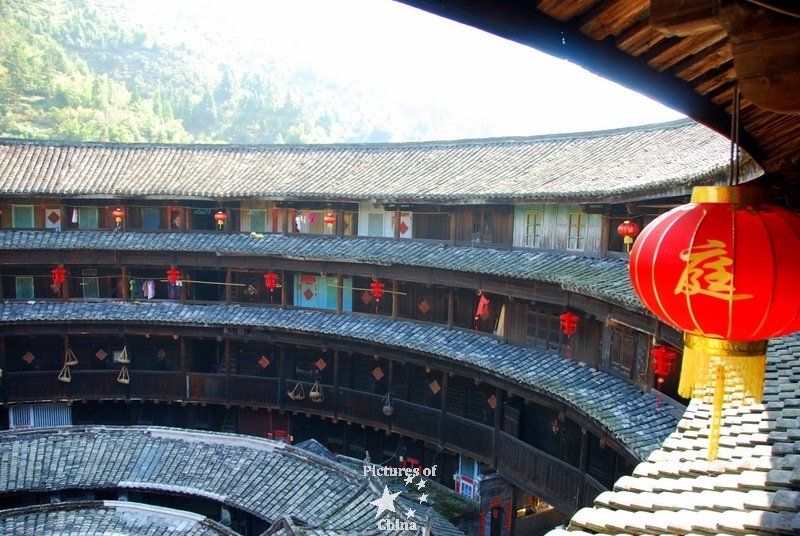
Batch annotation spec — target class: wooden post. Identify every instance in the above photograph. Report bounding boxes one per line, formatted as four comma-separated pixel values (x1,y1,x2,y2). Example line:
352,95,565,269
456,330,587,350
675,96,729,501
333,350,340,419
280,270,288,309
576,427,590,507
278,345,286,410
224,338,231,407
336,274,343,314
450,211,457,246
394,209,401,241
391,280,399,321
120,266,129,302
225,268,232,305
180,337,187,376
282,207,289,235
447,289,454,330
438,371,448,447
337,208,345,237
492,386,503,467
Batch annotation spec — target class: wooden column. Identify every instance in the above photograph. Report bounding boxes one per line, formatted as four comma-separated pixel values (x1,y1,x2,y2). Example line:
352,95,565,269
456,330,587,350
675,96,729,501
179,337,187,376
333,350,340,419
394,209,401,241
281,208,289,235
225,268,232,305
120,266,129,301
437,371,448,447
576,427,590,507
336,274,343,314
280,270,288,309
450,211,457,246
0,336,6,403
278,345,286,410
492,386,503,467
180,272,187,303
391,280,399,321
224,339,231,407
62,266,70,300
337,208,345,237
447,289,454,330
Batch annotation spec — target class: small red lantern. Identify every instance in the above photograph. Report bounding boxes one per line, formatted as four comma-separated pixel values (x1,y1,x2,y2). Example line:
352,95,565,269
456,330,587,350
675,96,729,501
630,185,800,459
617,220,640,252
214,211,227,230
370,280,385,300
651,345,679,377
264,272,279,292
51,266,66,285
559,311,579,336
112,208,125,226
323,213,336,227
167,268,182,285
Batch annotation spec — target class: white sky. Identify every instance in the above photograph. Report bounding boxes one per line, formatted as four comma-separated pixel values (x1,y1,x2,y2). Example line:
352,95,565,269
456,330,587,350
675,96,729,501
139,0,686,139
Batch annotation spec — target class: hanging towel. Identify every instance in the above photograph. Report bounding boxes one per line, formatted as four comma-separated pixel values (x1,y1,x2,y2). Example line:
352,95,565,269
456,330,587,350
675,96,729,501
144,280,156,299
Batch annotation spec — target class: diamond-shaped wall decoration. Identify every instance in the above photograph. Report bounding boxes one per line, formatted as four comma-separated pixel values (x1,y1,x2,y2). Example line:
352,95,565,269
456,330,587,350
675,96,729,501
429,380,441,394
303,288,315,301
372,367,384,381
487,394,497,409
399,221,409,235
418,300,431,314
316,358,327,371
156,349,167,361
22,352,35,364
96,349,108,361
47,211,61,225
258,355,271,368
361,291,372,304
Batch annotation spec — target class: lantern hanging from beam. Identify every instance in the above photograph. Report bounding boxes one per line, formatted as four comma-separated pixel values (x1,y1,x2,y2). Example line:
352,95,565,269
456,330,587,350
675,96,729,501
617,220,640,252
51,266,66,286
167,268,182,285
630,185,800,460
651,345,679,407
112,208,125,226
559,311,579,336
370,280,385,313
264,272,279,303
323,213,336,227
214,211,227,229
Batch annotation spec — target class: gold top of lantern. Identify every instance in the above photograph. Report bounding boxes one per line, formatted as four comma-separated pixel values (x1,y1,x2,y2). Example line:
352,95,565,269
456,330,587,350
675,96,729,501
691,185,774,204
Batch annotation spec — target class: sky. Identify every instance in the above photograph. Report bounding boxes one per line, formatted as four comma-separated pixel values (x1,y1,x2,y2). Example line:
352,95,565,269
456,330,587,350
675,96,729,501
134,0,686,139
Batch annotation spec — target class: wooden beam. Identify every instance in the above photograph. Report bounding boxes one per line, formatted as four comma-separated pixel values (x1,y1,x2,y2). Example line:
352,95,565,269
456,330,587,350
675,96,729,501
650,0,721,36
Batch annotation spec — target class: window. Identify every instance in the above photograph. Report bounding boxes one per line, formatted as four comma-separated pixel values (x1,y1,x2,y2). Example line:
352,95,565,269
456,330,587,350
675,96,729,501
368,213,384,237
82,269,99,299
609,324,637,378
142,208,160,229
248,209,267,233
524,212,543,247
526,306,563,354
16,277,34,299
12,205,34,228
567,212,587,250
77,207,99,229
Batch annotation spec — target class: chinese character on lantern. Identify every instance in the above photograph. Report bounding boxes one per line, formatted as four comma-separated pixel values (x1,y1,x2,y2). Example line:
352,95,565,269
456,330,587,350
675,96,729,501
629,185,800,460
112,208,125,227
214,211,227,230
617,220,640,252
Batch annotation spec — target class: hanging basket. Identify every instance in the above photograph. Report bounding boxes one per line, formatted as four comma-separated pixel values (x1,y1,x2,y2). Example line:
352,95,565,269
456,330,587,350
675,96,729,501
382,393,394,416
115,347,130,364
57,365,72,383
287,382,305,401
117,366,130,385
64,349,78,367
310,380,324,403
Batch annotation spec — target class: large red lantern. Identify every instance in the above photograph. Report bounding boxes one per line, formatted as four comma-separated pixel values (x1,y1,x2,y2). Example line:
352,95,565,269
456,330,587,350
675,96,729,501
323,213,336,227
617,220,640,252
167,268,182,285
112,207,125,226
630,185,800,459
214,211,227,230
51,266,66,285
559,311,579,336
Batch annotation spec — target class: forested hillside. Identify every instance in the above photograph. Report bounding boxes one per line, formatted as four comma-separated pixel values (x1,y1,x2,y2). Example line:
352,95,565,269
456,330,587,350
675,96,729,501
0,0,408,143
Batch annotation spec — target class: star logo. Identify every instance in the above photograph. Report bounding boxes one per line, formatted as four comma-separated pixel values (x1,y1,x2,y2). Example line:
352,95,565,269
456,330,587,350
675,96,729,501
418,493,429,504
405,507,416,519
371,486,401,517
416,479,426,490
404,474,415,486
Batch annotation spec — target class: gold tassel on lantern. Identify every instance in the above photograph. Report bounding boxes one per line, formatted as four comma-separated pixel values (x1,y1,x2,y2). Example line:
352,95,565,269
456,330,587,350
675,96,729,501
679,333,767,460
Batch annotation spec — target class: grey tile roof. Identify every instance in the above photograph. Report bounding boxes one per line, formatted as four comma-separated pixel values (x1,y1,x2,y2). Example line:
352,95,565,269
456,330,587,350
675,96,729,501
0,426,461,536
0,230,644,310
551,333,800,535
0,120,759,202
0,501,238,535
0,302,679,459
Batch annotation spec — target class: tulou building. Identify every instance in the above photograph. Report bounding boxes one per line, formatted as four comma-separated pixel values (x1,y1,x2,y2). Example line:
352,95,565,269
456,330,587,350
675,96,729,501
1,117,792,536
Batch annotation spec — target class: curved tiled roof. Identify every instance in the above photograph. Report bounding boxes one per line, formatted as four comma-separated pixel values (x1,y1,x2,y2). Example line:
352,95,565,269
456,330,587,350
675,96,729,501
0,426,463,536
0,302,679,459
0,120,759,202
0,502,239,536
548,333,800,535
0,230,644,310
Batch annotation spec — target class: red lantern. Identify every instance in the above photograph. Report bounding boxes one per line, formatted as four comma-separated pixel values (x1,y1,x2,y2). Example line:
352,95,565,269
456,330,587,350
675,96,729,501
617,220,640,252
214,211,227,229
630,185,800,459
112,208,125,226
51,266,66,285
651,345,679,377
264,272,279,291
559,311,579,336
167,268,182,285
323,214,336,227
370,280,385,300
